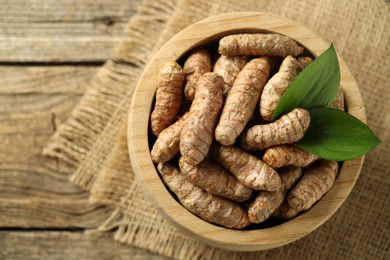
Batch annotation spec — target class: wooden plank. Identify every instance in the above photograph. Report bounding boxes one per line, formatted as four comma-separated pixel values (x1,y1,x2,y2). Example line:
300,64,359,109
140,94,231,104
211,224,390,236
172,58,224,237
0,0,144,232
0,198,113,228
0,163,82,198
0,92,79,171
0,74,113,228
0,159,114,228
0,66,95,94
0,28,122,62
0,0,140,23
0,133,112,227
0,134,55,163
0,94,80,135
0,231,168,259
0,65,93,135
0,0,143,62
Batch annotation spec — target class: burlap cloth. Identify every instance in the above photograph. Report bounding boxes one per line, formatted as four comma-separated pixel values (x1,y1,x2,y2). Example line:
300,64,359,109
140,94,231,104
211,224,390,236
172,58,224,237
43,0,390,258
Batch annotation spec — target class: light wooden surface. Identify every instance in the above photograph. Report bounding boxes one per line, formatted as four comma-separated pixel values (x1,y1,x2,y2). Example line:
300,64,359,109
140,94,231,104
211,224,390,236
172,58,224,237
0,0,141,62
129,12,365,251
0,0,167,258
0,231,168,259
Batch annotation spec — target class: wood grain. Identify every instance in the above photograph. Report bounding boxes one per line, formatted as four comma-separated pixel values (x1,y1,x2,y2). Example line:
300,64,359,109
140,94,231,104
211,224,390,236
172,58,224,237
0,198,113,228
0,0,142,62
128,12,365,251
0,0,144,233
0,231,169,259
0,94,79,135
0,0,138,23
0,64,111,228
0,66,95,94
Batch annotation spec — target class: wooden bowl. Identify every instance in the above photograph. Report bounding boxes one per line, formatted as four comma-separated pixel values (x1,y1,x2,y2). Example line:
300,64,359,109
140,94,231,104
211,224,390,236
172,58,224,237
128,12,365,251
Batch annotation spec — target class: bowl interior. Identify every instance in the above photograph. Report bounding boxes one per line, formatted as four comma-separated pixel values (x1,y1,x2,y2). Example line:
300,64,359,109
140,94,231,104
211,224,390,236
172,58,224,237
128,12,365,251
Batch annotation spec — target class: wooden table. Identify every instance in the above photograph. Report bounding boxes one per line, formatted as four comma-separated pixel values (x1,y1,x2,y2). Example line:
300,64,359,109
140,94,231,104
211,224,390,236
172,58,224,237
0,1,165,258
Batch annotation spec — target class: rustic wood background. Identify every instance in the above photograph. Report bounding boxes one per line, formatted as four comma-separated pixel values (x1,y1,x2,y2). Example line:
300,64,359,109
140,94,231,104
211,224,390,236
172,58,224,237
2,1,388,259
0,0,166,258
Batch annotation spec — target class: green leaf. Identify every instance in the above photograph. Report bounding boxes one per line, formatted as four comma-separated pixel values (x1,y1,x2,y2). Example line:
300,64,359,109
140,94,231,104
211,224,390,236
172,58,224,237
272,43,340,121
295,108,382,161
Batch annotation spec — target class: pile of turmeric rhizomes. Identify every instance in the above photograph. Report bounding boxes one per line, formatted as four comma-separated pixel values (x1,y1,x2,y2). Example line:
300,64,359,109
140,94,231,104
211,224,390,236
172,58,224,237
149,33,342,229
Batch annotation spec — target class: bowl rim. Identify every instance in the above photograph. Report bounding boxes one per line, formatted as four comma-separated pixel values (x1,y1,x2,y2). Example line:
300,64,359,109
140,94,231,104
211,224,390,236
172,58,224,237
128,12,365,251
